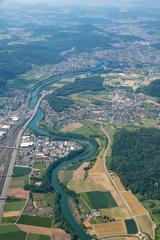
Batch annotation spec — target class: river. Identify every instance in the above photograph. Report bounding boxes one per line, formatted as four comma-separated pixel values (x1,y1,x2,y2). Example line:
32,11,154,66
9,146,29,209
28,77,98,239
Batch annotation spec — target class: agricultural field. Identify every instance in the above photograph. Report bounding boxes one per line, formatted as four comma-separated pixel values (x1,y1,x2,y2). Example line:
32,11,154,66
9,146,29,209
69,173,114,193
64,162,83,171
17,215,52,228
71,121,107,148
111,174,126,192
62,170,73,185
2,174,29,224
61,122,84,133
26,233,50,240
65,126,155,239
80,191,117,209
17,224,52,236
4,200,25,211
121,191,148,216
7,188,28,199
0,225,27,240
9,179,25,188
32,192,57,209
92,221,127,238
136,215,155,239
2,216,17,224
3,211,20,218
103,72,145,90
11,175,29,186
100,206,132,220
73,162,90,181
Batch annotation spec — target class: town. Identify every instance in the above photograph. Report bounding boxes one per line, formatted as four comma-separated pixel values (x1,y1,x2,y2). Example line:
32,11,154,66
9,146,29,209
41,88,160,127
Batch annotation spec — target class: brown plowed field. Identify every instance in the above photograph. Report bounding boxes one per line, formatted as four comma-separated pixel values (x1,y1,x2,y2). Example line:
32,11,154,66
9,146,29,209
52,228,71,240
136,215,154,239
10,179,24,188
121,191,148,216
61,122,83,132
111,175,126,192
69,173,114,193
73,162,89,180
17,224,51,235
92,220,126,238
3,211,20,217
111,190,125,206
7,188,28,199
100,206,132,220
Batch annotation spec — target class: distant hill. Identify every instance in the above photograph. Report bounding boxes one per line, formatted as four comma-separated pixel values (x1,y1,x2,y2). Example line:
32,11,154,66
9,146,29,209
110,128,160,200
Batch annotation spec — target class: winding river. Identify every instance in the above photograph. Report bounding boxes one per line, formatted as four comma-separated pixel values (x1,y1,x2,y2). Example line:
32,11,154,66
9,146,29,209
28,78,98,239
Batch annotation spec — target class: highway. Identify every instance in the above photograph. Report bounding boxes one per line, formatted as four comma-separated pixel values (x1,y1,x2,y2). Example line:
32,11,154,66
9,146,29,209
0,92,47,221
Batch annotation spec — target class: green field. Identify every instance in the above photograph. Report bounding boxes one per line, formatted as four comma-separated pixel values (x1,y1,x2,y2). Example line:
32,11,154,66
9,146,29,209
27,233,50,240
13,166,31,177
12,175,29,185
4,200,25,211
0,225,26,240
33,192,57,209
45,192,57,208
63,170,73,185
17,215,52,228
64,162,82,171
125,219,138,234
2,216,17,224
80,191,117,209
72,122,107,149
33,162,47,170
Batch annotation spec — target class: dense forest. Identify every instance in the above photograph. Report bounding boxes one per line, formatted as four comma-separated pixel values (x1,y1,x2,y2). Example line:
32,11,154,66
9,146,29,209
46,95,74,112
55,76,105,96
137,79,160,98
0,50,31,83
110,128,160,199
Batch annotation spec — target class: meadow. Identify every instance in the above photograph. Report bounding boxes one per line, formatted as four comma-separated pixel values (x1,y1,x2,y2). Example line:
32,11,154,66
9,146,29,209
17,215,52,228
0,225,26,240
80,191,117,209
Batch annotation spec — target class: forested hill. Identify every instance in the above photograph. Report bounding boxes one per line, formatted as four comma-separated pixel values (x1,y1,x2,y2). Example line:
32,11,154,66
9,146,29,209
54,76,105,96
137,79,160,98
110,128,160,199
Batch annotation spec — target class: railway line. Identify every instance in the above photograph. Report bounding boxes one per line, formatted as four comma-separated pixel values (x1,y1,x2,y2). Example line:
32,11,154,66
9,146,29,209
0,93,47,221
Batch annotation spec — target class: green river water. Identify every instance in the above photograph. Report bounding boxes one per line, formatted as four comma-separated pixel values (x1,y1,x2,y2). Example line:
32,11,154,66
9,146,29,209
28,80,98,239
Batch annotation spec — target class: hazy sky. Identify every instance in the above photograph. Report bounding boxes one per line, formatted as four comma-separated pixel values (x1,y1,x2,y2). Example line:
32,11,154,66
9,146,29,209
2,0,160,7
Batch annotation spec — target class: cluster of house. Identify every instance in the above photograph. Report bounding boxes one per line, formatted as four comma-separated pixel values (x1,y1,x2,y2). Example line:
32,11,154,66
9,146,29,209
83,209,115,228
85,209,101,221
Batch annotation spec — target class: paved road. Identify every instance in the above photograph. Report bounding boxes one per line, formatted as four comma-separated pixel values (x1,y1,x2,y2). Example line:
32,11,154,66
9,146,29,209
0,145,22,150
101,127,151,240
0,93,47,221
